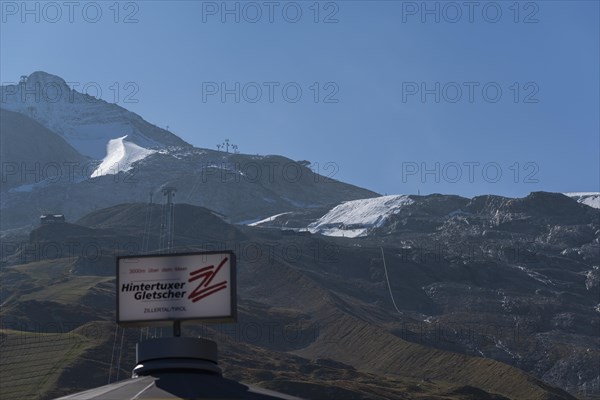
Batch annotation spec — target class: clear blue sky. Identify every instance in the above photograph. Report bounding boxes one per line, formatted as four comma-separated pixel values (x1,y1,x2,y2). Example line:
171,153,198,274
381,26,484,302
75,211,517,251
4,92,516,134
1,1,598,197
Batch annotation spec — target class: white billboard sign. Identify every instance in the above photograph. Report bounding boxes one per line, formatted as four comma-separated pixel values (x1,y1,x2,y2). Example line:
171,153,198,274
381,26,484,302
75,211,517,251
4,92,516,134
117,251,236,326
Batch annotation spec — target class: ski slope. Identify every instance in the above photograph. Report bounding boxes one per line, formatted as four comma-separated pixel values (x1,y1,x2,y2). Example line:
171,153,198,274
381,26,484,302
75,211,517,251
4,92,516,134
308,195,414,237
91,136,155,178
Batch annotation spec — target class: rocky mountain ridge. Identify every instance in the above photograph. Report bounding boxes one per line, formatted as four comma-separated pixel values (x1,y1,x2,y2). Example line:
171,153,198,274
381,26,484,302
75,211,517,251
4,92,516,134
1,194,598,399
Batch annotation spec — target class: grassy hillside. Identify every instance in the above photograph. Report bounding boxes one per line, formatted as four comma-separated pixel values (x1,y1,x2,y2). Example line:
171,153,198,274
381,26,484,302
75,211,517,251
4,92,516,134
0,257,579,400
0,330,94,400
0,200,594,399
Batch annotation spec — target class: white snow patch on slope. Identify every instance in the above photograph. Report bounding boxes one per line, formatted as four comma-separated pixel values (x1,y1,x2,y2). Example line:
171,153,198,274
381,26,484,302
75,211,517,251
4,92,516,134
565,192,600,209
308,195,414,238
91,136,155,178
248,212,292,227
509,265,554,286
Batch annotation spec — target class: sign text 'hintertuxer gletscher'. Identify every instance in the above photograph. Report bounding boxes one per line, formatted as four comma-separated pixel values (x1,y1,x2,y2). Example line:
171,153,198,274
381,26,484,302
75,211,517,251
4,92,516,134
117,251,236,326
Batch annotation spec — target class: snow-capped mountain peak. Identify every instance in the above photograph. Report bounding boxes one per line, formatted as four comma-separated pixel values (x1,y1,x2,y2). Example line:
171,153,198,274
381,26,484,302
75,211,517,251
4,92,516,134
25,71,70,89
1,71,190,159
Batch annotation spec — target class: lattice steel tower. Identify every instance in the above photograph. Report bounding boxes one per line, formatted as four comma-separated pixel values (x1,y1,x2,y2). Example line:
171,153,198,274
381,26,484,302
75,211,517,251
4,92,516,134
159,187,177,252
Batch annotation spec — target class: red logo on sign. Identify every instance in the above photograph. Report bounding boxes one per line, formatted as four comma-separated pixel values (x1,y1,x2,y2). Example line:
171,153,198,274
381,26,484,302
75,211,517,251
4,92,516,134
187,257,228,303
